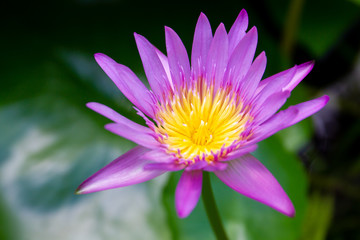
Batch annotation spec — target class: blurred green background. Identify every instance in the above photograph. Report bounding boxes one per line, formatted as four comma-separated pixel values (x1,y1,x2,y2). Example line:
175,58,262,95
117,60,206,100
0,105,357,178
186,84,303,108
1,0,360,239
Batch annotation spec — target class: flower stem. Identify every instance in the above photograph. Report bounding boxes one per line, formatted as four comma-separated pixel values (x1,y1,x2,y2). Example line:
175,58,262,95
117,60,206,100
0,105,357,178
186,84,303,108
202,171,229,240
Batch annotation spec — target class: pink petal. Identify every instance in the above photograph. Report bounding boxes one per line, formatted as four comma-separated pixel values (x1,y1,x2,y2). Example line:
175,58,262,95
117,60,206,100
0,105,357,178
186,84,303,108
76,146,165,194
206,23,229,89
191,12,213,80
203,162,228,171
87,102,151,133
223,27,258,87
256,61,313,95
215,154,295,217
105,123,160,149
228,9,249,55
250,95,329,143
175,170,203,218
254,66,296,105
249,106,299,144
94,53,155,118
184,161,208,171
220,144,258,162
283,61,314,92
144,162,185,171
289,95,329,125
237,51,267,102
155,48,174,90
142,149,175,163
256,65,297,95
165,27,191,89
134,33,173,101
252,90,291,125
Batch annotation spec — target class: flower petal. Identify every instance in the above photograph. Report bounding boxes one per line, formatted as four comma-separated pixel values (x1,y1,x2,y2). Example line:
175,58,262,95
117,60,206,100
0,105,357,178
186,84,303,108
289,95,329,126
252,90,291,124
228,9,249,55
94,53,155,118
215,154,295,217
206,23,229,89
249,106,299,144
142,149,175,163
283,61,314,92
76,146,165,194
254,66,296,103
256,61,313,95
87,102,150,132
250,95,329,143
224,26,257,87
105,123,160,149
134,33,173,101
144,163,185,171
220,144,258,162
165,26,191,90
175,170,203,218
191,12,213,80
155,48,173,90
237,51,267,102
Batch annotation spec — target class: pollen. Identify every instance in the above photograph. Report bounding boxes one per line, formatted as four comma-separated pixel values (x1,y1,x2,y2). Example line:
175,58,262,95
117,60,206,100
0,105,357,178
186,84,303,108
155,80,251,162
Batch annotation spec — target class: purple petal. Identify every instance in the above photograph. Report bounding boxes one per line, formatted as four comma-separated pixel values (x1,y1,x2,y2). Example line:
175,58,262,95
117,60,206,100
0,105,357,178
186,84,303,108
94,53,155,118
134,33,172,101
175,170,203,218
203,162,228,171
155,48,173,90
250,95,329,143
105,123,160,149
142,149,175,163
165,27,191,90
223,27,258,87
283,61,314,92
256,65,297,95
220,144,258,162
252,90,291,125
249,106,299,144
206,23,229,89
289,95,329,125
191,12,213,80
144,162,185,171
184,161,209,171
228,9,249,55
256,61,313,95
215,154,295,217
76,146,165,194
87,102,151,132
237,51,267,102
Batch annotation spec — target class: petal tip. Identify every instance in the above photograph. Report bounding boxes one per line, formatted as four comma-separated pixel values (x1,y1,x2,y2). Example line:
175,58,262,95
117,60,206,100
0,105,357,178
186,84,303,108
86,102,97,109
322,95,330,104
75,185,86,195
94,52,107,61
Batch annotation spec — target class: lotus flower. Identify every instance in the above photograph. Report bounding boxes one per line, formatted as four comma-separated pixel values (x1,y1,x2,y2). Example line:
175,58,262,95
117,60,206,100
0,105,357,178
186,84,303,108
76,9,329,218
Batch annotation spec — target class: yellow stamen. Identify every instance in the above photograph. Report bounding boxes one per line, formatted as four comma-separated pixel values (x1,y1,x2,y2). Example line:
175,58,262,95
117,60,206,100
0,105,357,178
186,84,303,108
155,79,250,162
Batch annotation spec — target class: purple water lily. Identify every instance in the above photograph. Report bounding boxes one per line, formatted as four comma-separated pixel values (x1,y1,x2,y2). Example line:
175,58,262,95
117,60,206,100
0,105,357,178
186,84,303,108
76,9,328,218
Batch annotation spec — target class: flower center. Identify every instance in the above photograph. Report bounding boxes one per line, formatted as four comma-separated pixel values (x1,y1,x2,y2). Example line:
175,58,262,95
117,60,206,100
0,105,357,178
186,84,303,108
155,80,250,162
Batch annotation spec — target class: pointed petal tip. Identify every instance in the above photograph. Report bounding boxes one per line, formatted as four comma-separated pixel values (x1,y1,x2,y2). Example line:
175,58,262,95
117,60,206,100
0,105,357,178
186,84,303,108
86,102,94,108
280,201,296,217
177,210,190,218
239,8,248,16
216,22,226,32
75,186,85,195
94,52,109,62
175,171,202,219
323,94,330,104
199,12,208,18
